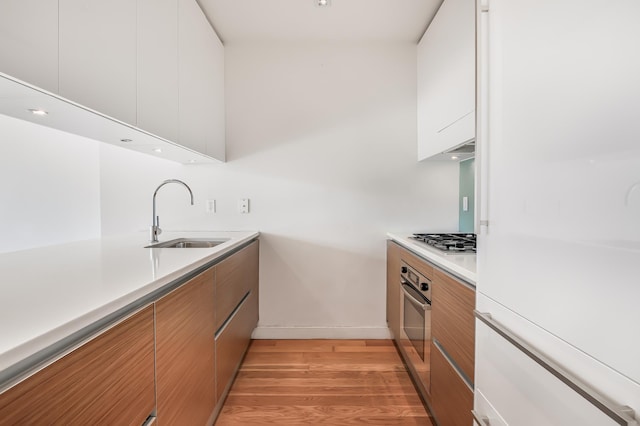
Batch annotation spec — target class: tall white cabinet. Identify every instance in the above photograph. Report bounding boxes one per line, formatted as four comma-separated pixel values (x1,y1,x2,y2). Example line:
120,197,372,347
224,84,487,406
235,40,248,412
0,0,59,94
59,0,138,125
178,0,226,161
417,0,475,161
474,0,640,424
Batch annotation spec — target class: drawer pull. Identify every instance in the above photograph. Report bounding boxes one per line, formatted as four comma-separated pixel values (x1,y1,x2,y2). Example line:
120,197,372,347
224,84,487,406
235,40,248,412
471,410,490,426
475,311,638,426
142,416,157,426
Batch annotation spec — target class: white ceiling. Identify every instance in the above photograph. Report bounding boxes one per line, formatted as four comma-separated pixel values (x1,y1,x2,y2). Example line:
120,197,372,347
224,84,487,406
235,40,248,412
199,0,443,44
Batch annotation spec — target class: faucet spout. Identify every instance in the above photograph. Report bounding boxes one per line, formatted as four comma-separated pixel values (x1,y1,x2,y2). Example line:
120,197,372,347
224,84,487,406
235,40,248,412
150,179,194,242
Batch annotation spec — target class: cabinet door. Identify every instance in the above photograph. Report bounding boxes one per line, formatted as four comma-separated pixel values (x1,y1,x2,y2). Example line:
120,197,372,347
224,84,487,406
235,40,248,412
431,269,475,382
431,341,474,426
215,241,259,331
137,0,179,142
386,240,402,340
417,0,475,160
216,288,258,400
59,0,137,124
156,268,216,425
0,0,59,93
0,306,155,425
178,0,225,161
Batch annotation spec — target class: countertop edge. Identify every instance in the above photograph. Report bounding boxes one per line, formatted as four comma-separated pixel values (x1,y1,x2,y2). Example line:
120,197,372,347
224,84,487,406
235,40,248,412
0,231,260,392
387,233,477,285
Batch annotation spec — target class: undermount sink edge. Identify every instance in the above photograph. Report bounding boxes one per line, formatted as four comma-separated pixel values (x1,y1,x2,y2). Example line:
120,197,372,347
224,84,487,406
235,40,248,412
145,238,230,249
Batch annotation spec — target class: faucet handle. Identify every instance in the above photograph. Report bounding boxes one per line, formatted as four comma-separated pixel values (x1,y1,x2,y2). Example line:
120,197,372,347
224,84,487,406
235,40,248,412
156,216,162,235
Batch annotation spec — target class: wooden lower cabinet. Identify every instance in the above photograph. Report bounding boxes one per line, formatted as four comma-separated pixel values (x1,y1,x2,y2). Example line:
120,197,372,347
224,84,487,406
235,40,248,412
0,239,260,426
216,289,258,400
387,240,476,426
215,241,259,401
386,240,402,340
155,267,216,426
431,342,474,426
432,268,475,383
215,240,259,331
0,305,155,426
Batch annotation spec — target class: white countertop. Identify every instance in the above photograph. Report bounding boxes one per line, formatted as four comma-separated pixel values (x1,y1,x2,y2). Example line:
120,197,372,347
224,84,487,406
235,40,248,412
0,231,259,381
387,233,476,284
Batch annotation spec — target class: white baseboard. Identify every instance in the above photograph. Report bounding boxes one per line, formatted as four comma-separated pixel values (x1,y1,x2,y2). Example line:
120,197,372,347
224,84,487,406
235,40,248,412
251,326,392,340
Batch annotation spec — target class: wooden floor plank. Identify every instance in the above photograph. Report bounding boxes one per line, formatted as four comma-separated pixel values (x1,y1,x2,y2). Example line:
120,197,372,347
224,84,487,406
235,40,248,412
215,339,433,425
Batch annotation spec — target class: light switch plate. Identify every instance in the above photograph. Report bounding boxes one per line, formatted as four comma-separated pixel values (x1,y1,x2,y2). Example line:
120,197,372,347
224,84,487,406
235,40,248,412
205,199,216,214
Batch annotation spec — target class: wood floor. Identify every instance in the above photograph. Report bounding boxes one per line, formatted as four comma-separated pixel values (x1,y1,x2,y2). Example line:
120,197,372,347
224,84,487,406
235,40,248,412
215,339,433,425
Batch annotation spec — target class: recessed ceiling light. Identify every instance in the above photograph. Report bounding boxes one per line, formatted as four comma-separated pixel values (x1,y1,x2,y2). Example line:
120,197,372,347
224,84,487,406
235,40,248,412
189,159,197,163
153,147,163,153
451,155,459,160
28,108,48,116
120,138,133,143
316,0,331,7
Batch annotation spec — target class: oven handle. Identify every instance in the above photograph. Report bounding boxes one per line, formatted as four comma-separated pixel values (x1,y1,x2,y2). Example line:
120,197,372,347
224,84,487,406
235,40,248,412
401,283,429,311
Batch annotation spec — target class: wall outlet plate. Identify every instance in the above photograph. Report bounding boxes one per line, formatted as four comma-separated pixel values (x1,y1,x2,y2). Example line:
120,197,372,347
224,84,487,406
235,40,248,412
238,198,249,214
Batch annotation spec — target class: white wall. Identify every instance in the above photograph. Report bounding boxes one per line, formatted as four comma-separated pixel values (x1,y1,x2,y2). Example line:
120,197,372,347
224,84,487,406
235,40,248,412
98,42,459,337
2,41,460,338
224,42,459,337
0,114,101,254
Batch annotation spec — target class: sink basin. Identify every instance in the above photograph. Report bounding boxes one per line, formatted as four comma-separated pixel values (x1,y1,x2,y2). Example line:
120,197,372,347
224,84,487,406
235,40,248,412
145,238,229,248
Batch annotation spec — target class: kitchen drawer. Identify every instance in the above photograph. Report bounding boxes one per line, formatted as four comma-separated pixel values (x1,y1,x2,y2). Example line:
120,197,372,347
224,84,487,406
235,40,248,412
432,268,475,382
215,240,259,331
0,306,155,425
475,314,626,426
215,289,258,400
431,341,474,426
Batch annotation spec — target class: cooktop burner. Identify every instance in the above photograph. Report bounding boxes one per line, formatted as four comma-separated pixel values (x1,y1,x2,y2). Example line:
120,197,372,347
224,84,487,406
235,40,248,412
411,233,476,254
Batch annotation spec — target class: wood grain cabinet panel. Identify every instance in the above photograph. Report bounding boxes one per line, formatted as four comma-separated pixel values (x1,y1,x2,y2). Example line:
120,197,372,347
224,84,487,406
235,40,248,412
431,342,474,426
216,289,258,401
215,240,259,402
0,305,155,426
156,267,216,426
432,268,476,382
400,245,434,280
215,240,259,331
386,240,402,340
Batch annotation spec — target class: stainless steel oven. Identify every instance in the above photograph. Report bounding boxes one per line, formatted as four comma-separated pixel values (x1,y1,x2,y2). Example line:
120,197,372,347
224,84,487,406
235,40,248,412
399,261,432,394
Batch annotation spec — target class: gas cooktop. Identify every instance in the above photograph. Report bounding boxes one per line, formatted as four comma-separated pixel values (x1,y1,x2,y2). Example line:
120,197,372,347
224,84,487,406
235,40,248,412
411,233,476,254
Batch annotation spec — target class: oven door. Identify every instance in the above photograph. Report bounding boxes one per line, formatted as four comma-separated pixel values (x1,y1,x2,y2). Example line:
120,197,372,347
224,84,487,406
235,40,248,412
399,282,432,395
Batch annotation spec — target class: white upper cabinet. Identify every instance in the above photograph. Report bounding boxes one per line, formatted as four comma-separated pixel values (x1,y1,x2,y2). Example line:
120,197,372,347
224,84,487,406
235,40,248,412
178,0,226,161
417,0,475,161
137,0,179,142
59,0,137,126
0,0,59,93
0,0,223,163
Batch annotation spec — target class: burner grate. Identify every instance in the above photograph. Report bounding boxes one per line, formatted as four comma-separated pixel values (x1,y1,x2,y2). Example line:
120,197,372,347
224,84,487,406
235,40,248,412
411,233,476,254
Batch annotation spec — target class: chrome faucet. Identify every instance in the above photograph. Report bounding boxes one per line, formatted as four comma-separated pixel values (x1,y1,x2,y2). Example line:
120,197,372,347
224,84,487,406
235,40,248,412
150,179,194,242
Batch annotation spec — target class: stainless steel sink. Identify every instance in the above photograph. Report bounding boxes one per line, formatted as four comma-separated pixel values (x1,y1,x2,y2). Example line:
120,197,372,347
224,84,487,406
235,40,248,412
145,238,229,248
